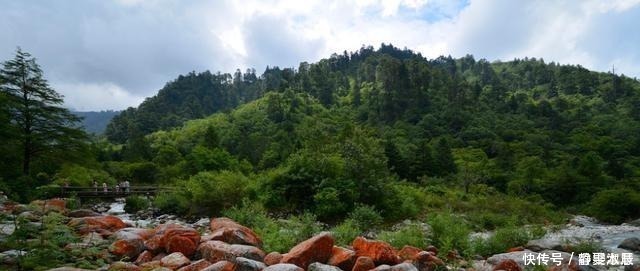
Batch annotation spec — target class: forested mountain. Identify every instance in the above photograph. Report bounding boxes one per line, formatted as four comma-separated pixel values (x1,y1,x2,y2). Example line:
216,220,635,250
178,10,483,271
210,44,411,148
96,45,640,224
73,110,120,134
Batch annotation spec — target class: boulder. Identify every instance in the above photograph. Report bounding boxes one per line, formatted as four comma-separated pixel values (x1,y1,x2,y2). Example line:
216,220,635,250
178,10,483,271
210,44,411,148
161,252,191,270
398,246,422,261
31,199,66,213
618,237,640,252
140,260,162,270
198,240,265,263
263,264,304,271
425,246,438,256
109,238,145,259
46,268,95,271
351,256,375,271
352,237,399,265
177,259,212,271
281,232,334,269
308,262,343,271
108,261,142,271
371,265,392,271
412,251,445,271
68,215,126,236
264,252,284,266
492,259,521,271
327,246,356,271
390,263,418,271
135,250,155,265
234,257,268,271
210,217,262,247
68,209,100,218
201,260,235,271
115,227,157,241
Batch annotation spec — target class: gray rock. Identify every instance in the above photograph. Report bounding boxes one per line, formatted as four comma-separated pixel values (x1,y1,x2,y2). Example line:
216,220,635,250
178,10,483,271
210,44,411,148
0,249,26,264
618,237,640,252
263,264,304,271
235,257,268,271
390,263,418,271
308,262,343,271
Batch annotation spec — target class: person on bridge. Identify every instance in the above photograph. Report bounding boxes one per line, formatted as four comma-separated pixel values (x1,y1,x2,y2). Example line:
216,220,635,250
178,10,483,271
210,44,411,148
124,180,130,193
102,182,108,193
115,183,120,193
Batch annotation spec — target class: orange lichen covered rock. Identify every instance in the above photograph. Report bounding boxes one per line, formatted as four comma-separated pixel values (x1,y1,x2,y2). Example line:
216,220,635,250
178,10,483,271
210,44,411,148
351,256,375,271
281,232,334,269
210,217,262,247
352,237,400,265
327,246,356,271
69,215,127,236
398,246,422,261
264,252,284,266
492,259,522,271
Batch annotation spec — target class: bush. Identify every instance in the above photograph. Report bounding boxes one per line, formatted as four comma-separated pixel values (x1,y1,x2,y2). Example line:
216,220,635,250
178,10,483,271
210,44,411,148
125,195,150,213
427,213,471,256
587,188,640,224
331,219,362,246
348,204,383,231
378,223,428,249
471,225,545,256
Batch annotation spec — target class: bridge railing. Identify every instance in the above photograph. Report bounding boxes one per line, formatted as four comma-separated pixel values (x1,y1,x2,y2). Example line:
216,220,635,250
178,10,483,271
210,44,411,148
55,186,169,198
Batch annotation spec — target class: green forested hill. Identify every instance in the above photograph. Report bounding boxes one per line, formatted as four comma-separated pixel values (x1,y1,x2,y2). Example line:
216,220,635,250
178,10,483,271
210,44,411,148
96,45,640,224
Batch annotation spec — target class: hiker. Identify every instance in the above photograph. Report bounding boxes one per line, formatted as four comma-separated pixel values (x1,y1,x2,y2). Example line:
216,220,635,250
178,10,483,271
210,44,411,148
93,180,98,194
124,180,130,193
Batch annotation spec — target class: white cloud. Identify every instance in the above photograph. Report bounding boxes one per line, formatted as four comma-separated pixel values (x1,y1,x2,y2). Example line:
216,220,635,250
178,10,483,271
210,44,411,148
55,82,145,111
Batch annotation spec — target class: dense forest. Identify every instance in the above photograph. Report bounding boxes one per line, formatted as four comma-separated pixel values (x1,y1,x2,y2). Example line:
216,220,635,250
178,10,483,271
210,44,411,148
2,44,640,228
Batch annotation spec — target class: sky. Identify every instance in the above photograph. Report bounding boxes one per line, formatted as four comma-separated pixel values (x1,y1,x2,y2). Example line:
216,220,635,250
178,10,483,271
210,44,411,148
1,0,639,111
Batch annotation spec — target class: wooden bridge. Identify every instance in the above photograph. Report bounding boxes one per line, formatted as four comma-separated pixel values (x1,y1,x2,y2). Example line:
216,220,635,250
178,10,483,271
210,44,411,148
55,186,166,198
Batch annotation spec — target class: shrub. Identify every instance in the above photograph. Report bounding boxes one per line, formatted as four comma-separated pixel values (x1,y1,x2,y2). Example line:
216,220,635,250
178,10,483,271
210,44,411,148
348,204,383,231
378,223,428,249
471,224,547,256
427,213,471,256
587,188,640,224
125,195,150,213
331,219,362,246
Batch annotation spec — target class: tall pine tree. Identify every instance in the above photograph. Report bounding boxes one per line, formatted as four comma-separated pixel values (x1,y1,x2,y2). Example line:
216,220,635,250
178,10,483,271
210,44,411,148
0,48,87,175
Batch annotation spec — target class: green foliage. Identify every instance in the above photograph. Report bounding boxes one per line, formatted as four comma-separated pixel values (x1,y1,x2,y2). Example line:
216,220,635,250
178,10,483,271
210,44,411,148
124,195,150,213
157,171,250,216
586,188,640,224
471,225,546,256
348,204,383,231
330,219,362,246
427,213,471,256
378,223,428,249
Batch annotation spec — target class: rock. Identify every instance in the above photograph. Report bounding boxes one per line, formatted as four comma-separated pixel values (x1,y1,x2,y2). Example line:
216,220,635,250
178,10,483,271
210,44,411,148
263,264,304,271
506,247,524,253
264,252,284,266
82,232,106,245
198,240,266,263
425,246,438,255
492,259,521,271
235,257,268,271
352,237,399,265
68,209,100,218
109,261,142,271
618,237,640,252
68,215,126,236
413,251,444,271
32,199,66,213
140,260,162,270
0,249,26,264
201,260,235,271
177,259,212,271
281,232,335,269
110,238,145,259
308,262,342,271
390,263,418,271
371,265,392,271
351,256,375,271
210,217,263,247
46,268,95,271
398,246,422,261
17,211,40,221
161,252,191,270
150,268,173,271
328,246,356,271
135,250,155,265
115,227,157,241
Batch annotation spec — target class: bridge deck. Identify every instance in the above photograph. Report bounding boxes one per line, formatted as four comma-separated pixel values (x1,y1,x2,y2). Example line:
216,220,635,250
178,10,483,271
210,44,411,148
56,186,166,198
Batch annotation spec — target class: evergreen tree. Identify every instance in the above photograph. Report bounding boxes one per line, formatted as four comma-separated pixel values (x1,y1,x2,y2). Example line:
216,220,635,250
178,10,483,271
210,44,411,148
433,138,456,176
0,48,87,175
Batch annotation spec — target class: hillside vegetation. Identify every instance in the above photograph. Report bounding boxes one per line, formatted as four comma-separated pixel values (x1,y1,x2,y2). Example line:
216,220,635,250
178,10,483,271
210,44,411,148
4,45,640,226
